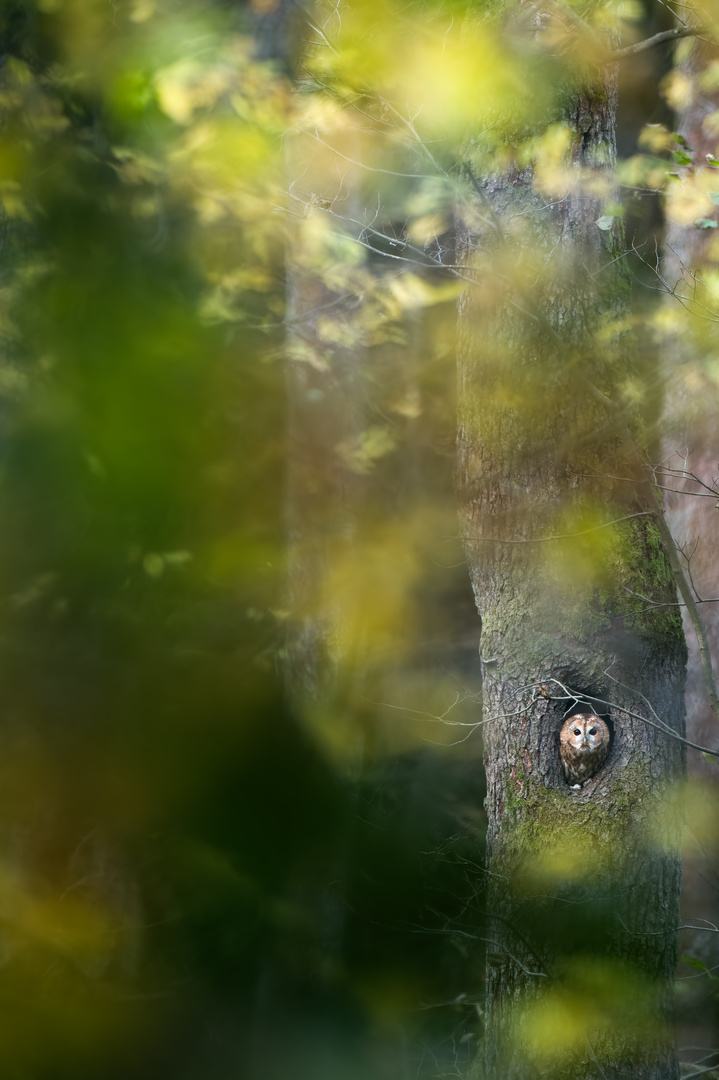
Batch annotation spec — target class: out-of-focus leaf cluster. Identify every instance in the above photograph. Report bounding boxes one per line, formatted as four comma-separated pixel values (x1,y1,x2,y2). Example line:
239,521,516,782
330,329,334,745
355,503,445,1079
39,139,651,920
0,1,487,1077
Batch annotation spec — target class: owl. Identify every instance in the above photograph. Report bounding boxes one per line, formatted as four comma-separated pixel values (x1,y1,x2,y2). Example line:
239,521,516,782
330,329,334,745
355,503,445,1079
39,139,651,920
559,714,609,788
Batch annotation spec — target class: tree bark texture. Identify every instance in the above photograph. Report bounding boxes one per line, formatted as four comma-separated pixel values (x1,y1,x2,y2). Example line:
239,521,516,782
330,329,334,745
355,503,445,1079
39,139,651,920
458,73,687,1079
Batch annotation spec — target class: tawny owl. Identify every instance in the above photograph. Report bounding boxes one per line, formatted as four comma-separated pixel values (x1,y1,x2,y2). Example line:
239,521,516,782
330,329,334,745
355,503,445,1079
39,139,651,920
559,714,609,788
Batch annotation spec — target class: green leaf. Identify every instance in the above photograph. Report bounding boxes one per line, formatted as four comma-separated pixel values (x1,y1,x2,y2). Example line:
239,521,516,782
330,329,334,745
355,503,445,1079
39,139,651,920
143,553,165,577
163,551,193,567
672,150,693,165
595,215,615,231
695,218,717,229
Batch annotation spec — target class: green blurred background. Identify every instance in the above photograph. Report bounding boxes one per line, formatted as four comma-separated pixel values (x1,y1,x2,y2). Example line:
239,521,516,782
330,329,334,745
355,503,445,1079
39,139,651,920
0,3,486,1077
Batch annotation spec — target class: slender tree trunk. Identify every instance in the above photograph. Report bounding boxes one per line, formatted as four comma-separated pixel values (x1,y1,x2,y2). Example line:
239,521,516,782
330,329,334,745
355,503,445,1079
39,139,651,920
458,65,687,1080
659,35,719,1050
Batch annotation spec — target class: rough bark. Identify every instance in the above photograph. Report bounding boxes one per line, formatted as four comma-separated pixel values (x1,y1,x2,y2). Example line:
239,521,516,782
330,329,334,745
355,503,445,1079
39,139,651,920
458,71,687,1080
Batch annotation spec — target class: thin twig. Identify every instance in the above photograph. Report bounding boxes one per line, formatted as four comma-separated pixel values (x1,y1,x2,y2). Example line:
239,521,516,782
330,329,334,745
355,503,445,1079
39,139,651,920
461,512,654,545
543,675,719,759
611,25,706,62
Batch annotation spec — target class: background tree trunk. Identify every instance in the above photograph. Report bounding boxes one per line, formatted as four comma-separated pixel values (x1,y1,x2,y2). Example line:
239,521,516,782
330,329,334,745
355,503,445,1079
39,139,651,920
659,34,719,1057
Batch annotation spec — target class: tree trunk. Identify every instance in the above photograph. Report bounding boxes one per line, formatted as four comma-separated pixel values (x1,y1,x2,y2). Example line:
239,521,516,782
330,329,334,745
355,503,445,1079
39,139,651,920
659,35,719,1055
458,67,687,1080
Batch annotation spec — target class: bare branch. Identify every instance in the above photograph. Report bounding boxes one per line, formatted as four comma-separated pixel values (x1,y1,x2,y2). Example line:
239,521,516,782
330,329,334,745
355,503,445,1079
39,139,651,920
306,130,438,180
610,25,706,62
543,675,719,759
460,512,654,545
681,1063,719,1080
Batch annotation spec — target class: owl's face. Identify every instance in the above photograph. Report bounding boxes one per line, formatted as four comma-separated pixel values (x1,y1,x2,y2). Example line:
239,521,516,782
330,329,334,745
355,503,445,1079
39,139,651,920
564,714,607,753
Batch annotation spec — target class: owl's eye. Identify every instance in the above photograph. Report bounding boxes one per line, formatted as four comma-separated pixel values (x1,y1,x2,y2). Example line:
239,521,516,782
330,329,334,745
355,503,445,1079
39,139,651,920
573,728,581,736
589,728,597,736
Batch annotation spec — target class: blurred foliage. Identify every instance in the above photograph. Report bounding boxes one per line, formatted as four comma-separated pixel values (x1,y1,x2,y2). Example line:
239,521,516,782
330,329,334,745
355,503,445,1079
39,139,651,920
0,1,484,1077
0,0,717,1078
